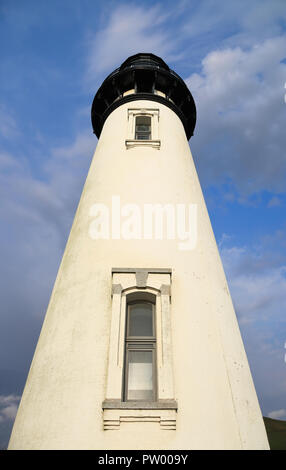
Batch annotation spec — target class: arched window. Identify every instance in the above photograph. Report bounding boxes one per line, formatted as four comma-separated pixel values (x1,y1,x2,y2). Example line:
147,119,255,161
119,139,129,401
102,268,177,431
123,300,156,401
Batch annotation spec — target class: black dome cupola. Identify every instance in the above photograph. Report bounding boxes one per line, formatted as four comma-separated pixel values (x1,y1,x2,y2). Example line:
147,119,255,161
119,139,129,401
91,53,196,140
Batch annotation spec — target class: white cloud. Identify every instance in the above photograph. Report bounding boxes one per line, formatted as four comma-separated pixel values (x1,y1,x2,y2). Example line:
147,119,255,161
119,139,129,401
220,238,286,325
51,131,95,161
0,105,20,139
181,0,286,49
0,152,22,171
186,36,286,196
84,4,179,84
0,395,20,423
233,0,286,46
268,409,286,420
0,129,95,322
267,196,282,208
219,233,286,414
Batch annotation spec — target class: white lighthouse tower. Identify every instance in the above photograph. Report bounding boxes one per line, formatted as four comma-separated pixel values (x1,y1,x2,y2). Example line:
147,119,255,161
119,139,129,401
8,53,269,450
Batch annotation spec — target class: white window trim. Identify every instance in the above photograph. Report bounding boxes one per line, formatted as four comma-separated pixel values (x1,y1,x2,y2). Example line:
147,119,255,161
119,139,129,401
125,108,161,149
102,268,177,430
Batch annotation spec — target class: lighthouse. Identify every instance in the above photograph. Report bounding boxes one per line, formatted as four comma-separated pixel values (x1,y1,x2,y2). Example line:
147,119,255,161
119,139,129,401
8,53,269,450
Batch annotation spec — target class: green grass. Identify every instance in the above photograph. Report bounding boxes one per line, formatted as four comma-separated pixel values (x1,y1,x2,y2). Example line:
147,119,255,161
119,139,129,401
263,417,286,450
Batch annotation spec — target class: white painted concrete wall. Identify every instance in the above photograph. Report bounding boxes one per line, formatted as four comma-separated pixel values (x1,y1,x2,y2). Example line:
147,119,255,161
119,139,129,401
8,100,269,449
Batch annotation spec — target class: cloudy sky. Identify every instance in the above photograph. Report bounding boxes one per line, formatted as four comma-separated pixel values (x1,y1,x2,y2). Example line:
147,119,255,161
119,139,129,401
1,0,286,448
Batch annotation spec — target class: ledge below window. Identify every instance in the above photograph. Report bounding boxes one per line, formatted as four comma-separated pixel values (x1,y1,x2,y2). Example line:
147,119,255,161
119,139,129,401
102,399,177,431
103,399,177,409
125,139,161,149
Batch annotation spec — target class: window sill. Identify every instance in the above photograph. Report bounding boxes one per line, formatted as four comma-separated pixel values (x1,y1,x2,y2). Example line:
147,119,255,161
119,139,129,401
102,399,177,410
125,139,161,149
102,400,177,431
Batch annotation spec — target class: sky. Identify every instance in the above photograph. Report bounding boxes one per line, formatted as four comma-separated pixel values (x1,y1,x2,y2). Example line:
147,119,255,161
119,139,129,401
0,0,286,448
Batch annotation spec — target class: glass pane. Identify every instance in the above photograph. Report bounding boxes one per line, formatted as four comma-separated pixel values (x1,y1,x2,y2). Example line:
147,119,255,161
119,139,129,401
127,350,153,400
136,125,150,132
135,132,151,140
135,116,151,140
136,116,151,127
128,303,153,337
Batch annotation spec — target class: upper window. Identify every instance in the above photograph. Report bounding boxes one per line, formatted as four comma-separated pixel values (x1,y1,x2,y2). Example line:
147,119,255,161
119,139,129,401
124,301,156,401
135,116,151,140
126,108,160,149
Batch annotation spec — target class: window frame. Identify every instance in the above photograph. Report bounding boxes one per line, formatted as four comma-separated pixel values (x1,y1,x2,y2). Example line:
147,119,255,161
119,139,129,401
123,300,157,402
102,268,177,430
134,115,152,141
126,108,160,149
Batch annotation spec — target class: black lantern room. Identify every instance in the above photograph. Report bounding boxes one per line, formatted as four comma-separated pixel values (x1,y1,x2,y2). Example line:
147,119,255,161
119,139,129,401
91,53,196,141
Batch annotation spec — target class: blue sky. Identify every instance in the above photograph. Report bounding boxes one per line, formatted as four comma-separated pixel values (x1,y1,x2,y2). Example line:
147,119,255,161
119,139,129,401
0,0,286,448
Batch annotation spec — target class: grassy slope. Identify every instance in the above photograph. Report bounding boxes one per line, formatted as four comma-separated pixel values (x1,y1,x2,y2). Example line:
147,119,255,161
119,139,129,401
263,417,286,450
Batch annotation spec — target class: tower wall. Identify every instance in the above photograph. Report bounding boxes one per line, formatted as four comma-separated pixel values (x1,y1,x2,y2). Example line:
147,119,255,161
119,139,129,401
8,100,269,449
